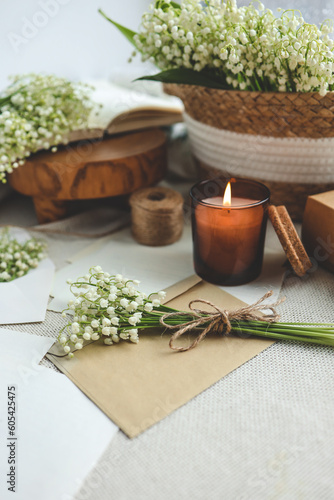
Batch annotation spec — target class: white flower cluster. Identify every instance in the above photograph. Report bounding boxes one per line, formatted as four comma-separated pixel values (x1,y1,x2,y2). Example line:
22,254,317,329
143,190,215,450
58,266,167,357
133,0,334,94
0,228,47,282
0,73,95,183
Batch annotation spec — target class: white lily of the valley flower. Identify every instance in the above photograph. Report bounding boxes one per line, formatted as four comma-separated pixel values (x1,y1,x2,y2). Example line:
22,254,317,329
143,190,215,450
100,298,108,308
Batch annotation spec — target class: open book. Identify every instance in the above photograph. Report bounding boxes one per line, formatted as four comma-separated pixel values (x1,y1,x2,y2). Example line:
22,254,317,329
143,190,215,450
68,80,184,142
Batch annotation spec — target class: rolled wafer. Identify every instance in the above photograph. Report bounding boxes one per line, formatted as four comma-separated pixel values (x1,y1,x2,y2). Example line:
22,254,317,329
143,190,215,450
268,205,312,277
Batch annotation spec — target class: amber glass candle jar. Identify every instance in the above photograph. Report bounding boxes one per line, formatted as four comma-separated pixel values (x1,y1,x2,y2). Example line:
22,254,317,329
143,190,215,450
190,178,270,286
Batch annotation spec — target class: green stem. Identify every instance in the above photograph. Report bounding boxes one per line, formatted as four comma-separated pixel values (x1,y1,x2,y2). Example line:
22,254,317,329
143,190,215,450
232,327,334,346
233,321,334,335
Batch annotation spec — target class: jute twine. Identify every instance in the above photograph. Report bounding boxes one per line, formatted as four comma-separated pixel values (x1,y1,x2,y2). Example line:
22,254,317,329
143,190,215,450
129,187,184,246
160,290,285,352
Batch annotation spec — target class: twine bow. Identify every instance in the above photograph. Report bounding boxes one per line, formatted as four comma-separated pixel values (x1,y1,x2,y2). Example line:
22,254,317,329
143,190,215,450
160,291,285,352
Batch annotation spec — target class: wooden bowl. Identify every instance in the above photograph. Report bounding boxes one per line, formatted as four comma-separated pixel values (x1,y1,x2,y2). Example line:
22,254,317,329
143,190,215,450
9,129,167,223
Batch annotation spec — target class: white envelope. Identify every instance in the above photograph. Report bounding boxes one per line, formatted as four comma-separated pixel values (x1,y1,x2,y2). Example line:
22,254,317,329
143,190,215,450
0,329,118,500
0,228,55,324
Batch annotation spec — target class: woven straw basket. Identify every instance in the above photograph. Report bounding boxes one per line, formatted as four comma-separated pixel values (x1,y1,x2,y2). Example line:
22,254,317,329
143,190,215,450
164,83,334,220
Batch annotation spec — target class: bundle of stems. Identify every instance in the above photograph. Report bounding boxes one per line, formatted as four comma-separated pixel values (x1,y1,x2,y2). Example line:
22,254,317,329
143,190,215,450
153,304,334,348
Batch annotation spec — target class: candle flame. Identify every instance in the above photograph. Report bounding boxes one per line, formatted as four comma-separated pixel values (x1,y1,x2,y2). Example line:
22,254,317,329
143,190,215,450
223,182,231,206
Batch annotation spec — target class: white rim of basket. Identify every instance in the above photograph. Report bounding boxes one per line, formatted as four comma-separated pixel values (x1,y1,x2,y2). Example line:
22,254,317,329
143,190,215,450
184,112,334,184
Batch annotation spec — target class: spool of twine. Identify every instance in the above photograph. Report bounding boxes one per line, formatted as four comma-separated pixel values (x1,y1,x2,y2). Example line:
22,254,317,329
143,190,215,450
129,187,184,246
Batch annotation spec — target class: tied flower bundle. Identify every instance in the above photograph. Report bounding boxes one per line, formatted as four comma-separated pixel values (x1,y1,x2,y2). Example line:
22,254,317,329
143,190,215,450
58,266,334,358
0,228,47,282
100,0,334,94
0,73,95,183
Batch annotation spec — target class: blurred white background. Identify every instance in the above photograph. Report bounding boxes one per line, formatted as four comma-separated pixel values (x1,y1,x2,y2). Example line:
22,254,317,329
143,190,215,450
0,0,333,89
0,0,151,88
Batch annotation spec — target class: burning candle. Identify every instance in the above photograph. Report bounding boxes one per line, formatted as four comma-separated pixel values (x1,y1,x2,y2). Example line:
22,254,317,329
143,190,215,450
190,178,270,286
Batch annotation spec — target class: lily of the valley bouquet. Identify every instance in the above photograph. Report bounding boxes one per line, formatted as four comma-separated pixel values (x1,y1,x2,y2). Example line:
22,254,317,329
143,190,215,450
0,228,47,282
58,266,334,357
100,0,334,94
0,74,94,182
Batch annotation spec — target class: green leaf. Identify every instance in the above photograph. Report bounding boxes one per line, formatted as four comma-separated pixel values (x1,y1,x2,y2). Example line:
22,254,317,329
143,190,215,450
0,96,12,108
98,9,138,49
0,85,29,110
155,0,181,11
136,68,230,90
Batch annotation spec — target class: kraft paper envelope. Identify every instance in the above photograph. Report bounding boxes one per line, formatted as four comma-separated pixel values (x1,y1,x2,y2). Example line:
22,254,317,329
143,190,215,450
47,276,274,438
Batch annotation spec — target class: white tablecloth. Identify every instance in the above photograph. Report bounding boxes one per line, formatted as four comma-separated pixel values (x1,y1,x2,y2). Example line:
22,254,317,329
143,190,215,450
1,192,334,500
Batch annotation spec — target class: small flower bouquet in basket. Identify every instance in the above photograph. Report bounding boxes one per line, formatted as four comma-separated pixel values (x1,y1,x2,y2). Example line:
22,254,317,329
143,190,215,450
101,0,334,94
100,0,334,220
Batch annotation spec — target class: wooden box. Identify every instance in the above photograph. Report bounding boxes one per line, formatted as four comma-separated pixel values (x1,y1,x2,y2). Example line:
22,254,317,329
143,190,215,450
302,190,334,272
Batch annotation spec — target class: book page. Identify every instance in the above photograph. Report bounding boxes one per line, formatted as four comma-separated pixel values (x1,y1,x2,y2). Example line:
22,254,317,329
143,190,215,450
86,79,183,131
